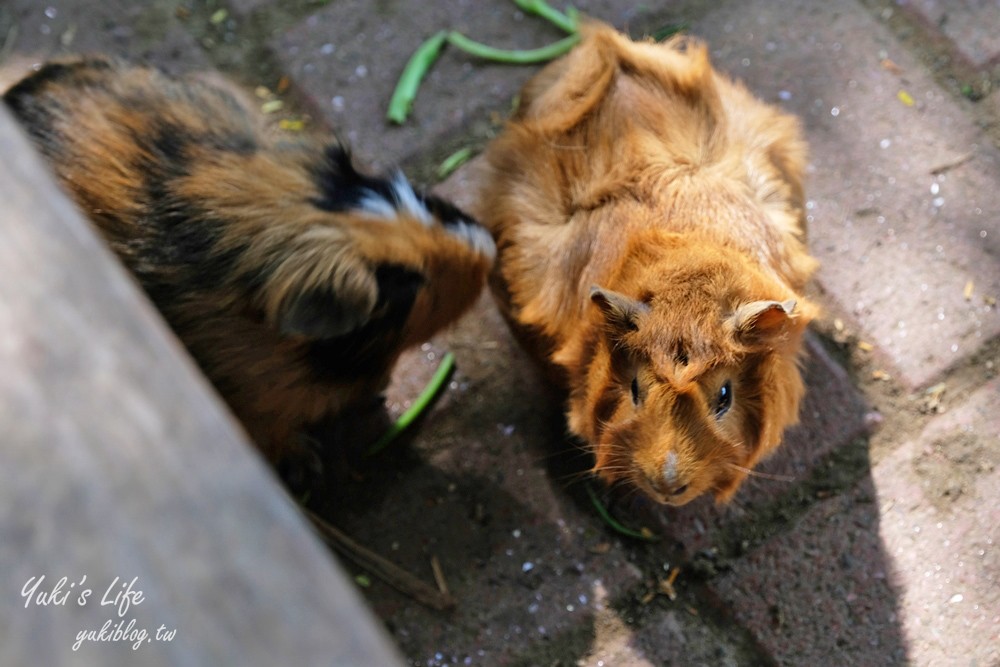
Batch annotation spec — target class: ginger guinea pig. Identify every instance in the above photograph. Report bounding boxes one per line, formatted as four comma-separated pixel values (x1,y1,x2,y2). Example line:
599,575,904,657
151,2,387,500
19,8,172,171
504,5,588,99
4,57,495,468
479,24,818,505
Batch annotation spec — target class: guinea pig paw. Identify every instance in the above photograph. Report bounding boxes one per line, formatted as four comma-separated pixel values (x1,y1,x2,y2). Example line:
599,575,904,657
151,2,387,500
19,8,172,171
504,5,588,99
275,437,325,502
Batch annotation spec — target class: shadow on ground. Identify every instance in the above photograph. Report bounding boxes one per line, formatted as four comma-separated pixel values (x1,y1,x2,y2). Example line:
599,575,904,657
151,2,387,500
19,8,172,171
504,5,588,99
309,294,909,666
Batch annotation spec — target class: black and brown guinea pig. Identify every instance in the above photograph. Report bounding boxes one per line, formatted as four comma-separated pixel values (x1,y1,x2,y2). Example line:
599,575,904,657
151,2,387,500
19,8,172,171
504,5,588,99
4,56,495,470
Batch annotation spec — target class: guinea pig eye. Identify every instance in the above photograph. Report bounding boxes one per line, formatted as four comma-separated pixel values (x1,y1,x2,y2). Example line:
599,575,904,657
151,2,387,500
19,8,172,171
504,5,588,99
630,377,640,405
713,380,733,418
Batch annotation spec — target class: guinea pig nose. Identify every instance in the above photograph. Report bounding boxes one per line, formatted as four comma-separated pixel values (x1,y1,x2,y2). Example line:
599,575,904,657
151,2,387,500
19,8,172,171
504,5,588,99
662,451,686,495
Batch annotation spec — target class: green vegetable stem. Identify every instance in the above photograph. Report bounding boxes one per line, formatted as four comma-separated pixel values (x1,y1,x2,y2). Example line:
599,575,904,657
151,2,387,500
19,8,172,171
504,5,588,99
386,1,582,124
511,0,579,34
446,31,580,64
386,30,449,124
437,147,475,180
367,352,457,456
586,483,660,542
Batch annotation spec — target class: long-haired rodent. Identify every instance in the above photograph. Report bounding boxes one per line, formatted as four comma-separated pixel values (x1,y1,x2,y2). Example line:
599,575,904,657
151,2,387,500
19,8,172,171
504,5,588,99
479,24,818,505
4,57,495,467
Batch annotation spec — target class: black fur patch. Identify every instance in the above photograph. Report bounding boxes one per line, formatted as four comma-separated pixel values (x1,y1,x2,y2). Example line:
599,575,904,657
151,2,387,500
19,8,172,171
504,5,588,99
128,122,243,309
736,355,765,448
310,146,483,233
593,384,621,434
206,131,258,155
305,263,425,381
4,60,114,144
310,145,398,214
420,191,475,229
3,59,112,106
147,123,189,166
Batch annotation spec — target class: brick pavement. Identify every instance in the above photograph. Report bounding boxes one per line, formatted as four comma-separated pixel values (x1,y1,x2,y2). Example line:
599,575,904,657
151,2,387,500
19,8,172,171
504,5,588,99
2,0,998,664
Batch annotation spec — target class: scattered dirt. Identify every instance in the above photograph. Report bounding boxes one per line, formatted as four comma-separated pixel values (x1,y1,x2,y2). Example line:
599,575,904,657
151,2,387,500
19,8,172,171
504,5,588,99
912,432,998,512
856,0,1000,150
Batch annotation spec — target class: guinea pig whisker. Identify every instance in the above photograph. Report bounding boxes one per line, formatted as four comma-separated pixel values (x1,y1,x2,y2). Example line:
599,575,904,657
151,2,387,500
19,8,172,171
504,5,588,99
554,470,596,490
530,445,594,466
725,462,796,483
595,467,634,478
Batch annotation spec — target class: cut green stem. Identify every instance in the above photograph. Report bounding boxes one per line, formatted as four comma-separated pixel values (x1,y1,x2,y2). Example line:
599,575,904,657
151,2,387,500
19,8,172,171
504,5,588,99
387,30,449,124
387,3,582,124
447,31,580,64
367,352,456,456
437,146,475,180
586,483,660,542
511,0,578,34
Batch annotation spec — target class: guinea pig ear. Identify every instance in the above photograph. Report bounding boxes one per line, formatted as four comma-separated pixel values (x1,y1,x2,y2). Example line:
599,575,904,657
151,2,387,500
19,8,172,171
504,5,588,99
277,285,375,339
276,264,424,340
590,286,650,335
729,299,797,342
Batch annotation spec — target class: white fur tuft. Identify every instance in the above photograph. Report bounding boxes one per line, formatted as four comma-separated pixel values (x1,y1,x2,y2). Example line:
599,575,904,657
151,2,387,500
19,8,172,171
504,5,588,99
389,171,433,225
355,171,434,225
446,219,497,261
357,189,398,220
663,451,679,486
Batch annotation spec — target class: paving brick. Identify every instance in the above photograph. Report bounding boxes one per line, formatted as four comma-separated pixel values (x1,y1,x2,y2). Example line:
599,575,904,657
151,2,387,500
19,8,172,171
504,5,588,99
269,0,556,172
897,0,1000,69
710,480,909,666
1,1,211,74
266,0,707,173
574,591,750,667
985,87,1000,136
228,0,271,15
870,378,1000,665
711,379,1000,666
627,607,748,667
690,0,1000,389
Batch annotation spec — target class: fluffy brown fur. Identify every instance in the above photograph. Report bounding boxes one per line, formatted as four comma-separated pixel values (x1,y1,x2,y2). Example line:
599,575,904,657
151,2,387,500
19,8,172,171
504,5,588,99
479,24,818,505
4,57,495,465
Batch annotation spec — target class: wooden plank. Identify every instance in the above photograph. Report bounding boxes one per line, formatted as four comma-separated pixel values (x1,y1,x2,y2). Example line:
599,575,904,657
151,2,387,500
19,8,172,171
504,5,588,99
0,106,403,667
